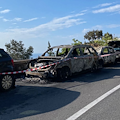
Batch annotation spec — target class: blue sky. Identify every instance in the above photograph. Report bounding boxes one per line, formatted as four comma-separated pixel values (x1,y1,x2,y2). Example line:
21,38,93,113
0,0,120,54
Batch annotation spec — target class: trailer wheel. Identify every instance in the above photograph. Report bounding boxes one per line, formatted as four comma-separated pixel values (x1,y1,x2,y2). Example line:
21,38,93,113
0,75,15,91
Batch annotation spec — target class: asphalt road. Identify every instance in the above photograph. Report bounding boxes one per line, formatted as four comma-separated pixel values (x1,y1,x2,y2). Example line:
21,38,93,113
1,63,120,120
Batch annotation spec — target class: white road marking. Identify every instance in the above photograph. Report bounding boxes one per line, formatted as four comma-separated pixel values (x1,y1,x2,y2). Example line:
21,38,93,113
66,84,120,120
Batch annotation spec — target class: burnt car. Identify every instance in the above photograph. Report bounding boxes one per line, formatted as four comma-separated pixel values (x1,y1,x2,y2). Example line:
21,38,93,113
108,41,120,61
95,46,116,65
0,49,15,91
108,41,120,51
26,45,102,81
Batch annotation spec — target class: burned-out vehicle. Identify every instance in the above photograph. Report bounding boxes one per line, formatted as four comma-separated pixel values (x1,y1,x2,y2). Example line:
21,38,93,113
95,46,116,65
108,41,120,61
26,45,102,81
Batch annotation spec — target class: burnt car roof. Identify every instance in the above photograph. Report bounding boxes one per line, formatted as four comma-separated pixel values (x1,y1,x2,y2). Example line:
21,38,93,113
42,44,93,56
95,46,114,54
50,44,92,49
108,41,120,48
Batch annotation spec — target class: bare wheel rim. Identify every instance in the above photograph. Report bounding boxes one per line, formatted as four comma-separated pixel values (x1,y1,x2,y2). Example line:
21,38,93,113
1,75,13,90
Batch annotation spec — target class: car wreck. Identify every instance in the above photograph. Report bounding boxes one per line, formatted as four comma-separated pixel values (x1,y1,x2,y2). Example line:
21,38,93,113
26,45,102,81
95,46,116,65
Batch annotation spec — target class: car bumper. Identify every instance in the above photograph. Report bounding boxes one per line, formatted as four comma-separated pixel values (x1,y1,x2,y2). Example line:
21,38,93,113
26,70,55,79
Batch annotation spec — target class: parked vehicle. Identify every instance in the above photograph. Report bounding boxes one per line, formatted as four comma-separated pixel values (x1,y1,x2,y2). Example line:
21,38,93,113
0,49,15,91
95,46,116,65
108,41,120,61
26,45,102,81
108,41,120,50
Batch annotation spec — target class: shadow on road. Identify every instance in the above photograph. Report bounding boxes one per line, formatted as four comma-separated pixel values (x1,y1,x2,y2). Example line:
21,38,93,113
0,85,80,120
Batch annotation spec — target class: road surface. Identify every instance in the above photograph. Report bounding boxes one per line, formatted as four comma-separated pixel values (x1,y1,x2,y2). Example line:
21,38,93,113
1,63,120,120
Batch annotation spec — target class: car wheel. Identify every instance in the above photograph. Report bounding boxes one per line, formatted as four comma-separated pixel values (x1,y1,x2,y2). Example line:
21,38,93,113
0,75,15,91
91,63,98,72
57,67,70,81
56,69,63,81
62,67,70,80
112,59,117,65
99,59,104,69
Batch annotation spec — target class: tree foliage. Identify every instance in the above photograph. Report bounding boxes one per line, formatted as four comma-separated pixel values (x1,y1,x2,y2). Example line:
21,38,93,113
56,39,82,56
102,32,113,45
72,38,82,45
83,30,117,46
84,30,103,41
104,32,113,39
5,39,33,60
47,41,54,56
113,37,119,41
48,41,51,49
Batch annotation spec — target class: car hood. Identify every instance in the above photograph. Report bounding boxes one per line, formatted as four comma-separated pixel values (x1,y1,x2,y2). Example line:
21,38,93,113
37,56,63,62
29,56,64,69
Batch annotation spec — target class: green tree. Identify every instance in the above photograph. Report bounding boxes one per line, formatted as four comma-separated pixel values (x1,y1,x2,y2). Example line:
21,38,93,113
72,38,82,45
5,39,33,60
48,41,51,49
102,32,113,45
113,37,119,41
47,41,54,56
84,30,103,42
96,30,103,39
58,39,82,56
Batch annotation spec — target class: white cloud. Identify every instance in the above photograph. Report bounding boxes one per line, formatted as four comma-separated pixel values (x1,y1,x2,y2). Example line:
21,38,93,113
82,24,120,33
3,18,9,22
101,3,113,7
41,17,46,19
23,17,38,22
93,3,113,8
71,11,75,13
12,23,17,25
14,18,22,21
0,9,10,14
106,24,120,28
15,13,86,32
93,4,120,13
82,25,103,33
3,17,22,22
0,12,86,52
81,9,88,13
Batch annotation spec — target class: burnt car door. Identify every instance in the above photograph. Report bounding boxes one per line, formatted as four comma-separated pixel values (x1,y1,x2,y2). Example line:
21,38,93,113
70,47,84,73
101,47,109,64
88,46,99,65
108,47,116,63
80,47,94,70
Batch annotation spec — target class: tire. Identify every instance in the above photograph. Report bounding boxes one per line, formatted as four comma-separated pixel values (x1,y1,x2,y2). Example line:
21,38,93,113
56,67,70,81
0,75,15,91
99,59,104,69
91,63,98,72
112,59,117,65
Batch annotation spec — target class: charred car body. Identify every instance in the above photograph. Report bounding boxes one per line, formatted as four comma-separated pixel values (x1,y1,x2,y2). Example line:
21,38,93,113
26,45,102,80
95,46,116,65
108,41,120,61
